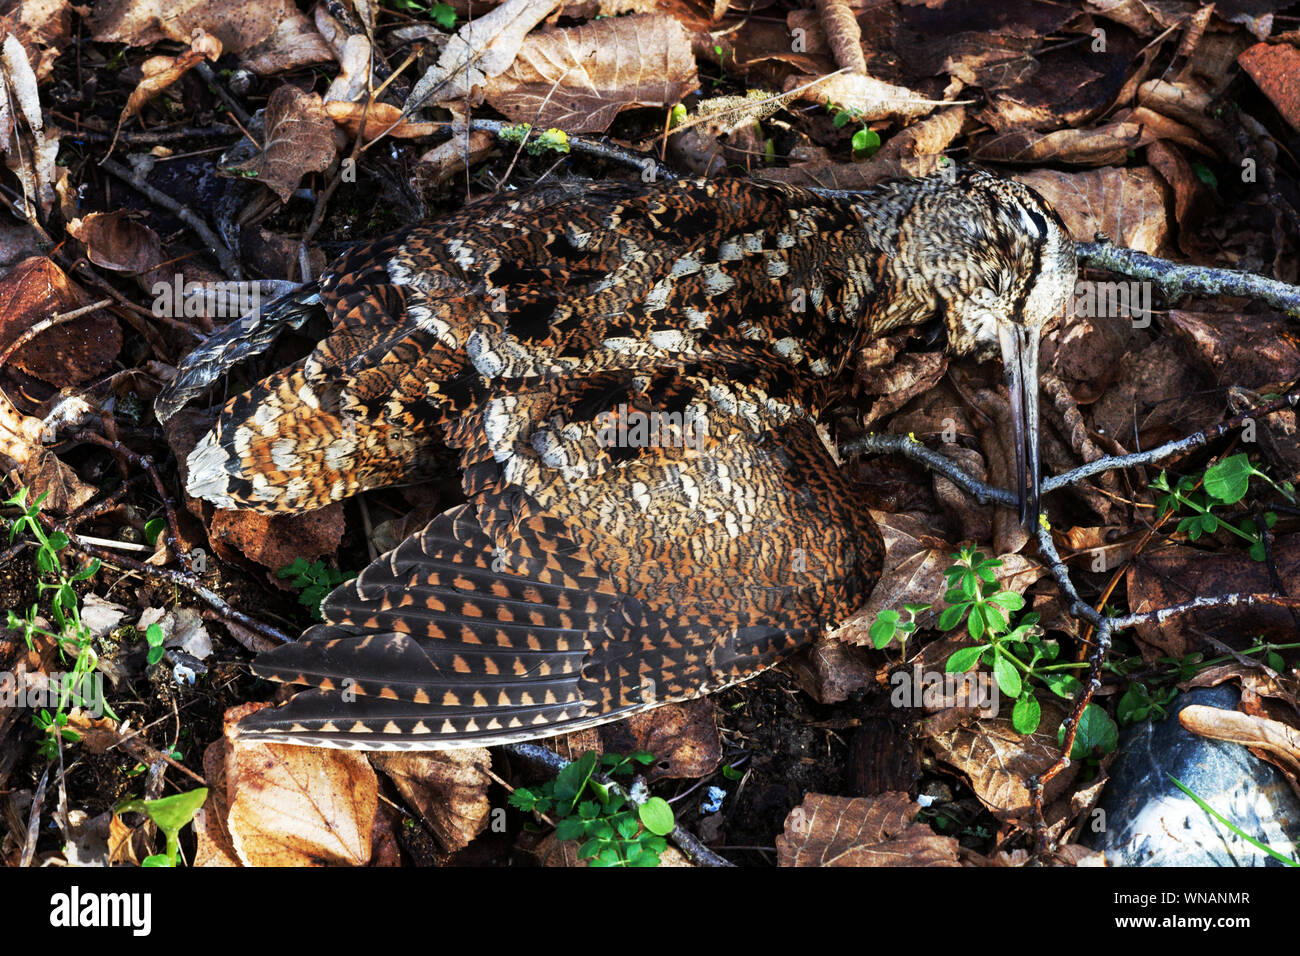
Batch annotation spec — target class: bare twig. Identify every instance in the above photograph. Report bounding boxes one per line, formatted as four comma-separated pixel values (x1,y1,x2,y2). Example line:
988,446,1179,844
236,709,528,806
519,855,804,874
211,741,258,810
99,157,242,280
1076,241,1300,316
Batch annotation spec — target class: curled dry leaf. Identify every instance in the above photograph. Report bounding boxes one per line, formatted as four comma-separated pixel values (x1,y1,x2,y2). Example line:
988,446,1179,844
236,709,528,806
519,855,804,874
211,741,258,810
370,750,492,854
1179,705,1300,777
324,100,441,139
115,31,222,140
0,33,59,217
813,0,866,74
787,70,941,124
324,33,371,104
223,703,378,866
67,211,162,276
2,0,73,81
777,792,960,866
224,86,338,203
417,130,496,184
483,14,698,134
406,0,562,112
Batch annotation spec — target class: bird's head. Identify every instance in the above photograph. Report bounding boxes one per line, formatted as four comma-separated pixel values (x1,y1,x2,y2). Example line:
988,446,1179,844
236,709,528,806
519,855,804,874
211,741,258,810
890,169,1077,526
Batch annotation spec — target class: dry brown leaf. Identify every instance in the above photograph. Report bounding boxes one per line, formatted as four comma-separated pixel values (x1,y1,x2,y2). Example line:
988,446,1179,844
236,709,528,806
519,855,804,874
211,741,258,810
814,0,865,75
924,697,1076,822
370,750,492,853
224,704,378,866
324,100,441,139
115,32,222,138
1238,41,1300,131
67,211,162,275
1165,311,1300,390
786,634,876,705
89,0,301,54
1,0,73,81
1179,705,1300,776
787,70,941,124
858,350,947,426
1014,166,1169,254
777,792,960,866
483,15,697,134
417,130,496,184
225,86,337,203
1125,541,1300,659
406,0,562,110
597,697,721,781
239,13,334,76
207,500,345,573
0,256,122,386
195,738,241,867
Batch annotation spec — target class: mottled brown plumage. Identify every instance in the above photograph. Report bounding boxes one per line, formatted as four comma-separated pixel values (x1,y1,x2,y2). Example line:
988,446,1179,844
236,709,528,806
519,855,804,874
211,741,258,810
157,167,1075,749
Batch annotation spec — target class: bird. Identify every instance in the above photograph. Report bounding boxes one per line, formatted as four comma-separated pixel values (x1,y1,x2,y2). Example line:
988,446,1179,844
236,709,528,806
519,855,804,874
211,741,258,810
156,166,1076,750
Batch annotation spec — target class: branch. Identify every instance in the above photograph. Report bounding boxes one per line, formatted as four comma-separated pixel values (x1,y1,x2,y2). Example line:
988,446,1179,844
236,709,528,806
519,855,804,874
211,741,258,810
1076,241,1300,317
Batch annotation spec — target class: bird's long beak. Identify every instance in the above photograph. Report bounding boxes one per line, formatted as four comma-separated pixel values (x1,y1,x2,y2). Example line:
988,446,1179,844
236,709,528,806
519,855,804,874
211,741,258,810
998,322,1041,528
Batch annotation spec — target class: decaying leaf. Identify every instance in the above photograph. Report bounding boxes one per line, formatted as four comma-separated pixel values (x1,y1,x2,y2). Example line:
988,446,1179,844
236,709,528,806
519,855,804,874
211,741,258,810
113,31,222,144
370,750,492,853
787,70,944,125
223,704,378,866
67,211,163,276
0,256,122,386
223,85,338,203
405,0,562,112
777,792,960,866
483,15,697,134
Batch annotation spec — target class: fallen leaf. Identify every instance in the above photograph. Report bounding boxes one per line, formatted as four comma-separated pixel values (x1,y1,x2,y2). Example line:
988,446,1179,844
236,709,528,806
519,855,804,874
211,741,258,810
0,256,122,386
777,791,960,866
370,750,492,853
224,86,338,203
597,697,721,781
224,704,378,866
67,211,162,275
484,15,697,134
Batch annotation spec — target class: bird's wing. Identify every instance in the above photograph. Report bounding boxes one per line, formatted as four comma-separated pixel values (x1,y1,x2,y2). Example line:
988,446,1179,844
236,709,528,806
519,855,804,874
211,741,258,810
238,374,881,748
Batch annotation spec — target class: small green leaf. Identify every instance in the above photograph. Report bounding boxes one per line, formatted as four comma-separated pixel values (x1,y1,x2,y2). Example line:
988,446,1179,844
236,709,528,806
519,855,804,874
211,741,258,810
992,654,1021,698
1060,703,1119,758
945,645,986,673
1203,454,1253,505
144,518,166,546
638,796,675,836
1011,693,1041,734
851,127,880,156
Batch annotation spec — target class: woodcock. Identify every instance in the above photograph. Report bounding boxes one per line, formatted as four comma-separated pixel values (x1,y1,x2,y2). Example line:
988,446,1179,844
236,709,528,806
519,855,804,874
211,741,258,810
156,167,1077,749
